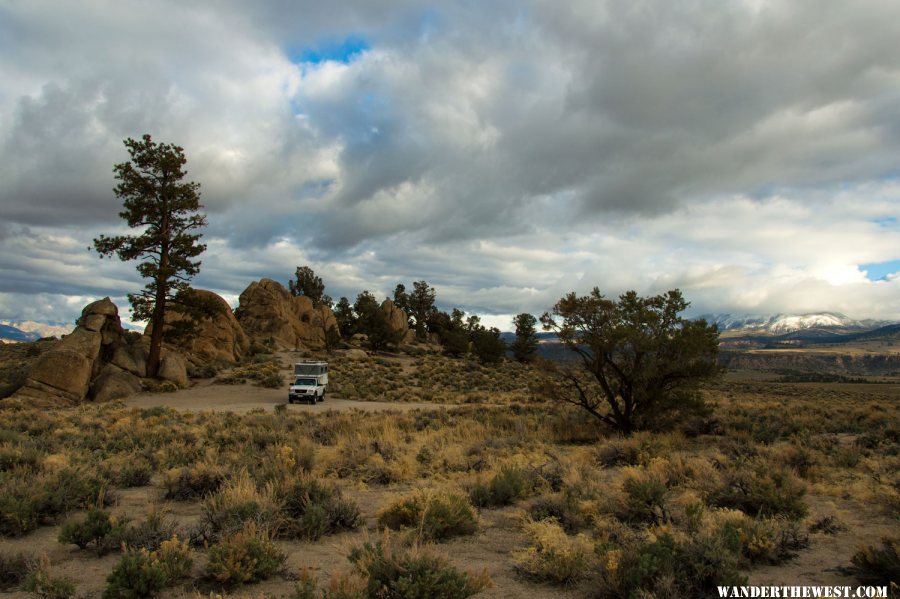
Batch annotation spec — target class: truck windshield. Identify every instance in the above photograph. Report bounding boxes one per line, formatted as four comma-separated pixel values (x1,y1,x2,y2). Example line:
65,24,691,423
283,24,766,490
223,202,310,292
294,378,317,386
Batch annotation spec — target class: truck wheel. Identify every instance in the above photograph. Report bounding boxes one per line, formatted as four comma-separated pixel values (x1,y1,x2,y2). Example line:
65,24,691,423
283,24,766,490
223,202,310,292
288,397,293,404
320,392,325,402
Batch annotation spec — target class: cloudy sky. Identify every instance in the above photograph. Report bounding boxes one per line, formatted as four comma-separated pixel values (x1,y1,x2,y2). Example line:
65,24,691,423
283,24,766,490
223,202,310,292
2,0,899,329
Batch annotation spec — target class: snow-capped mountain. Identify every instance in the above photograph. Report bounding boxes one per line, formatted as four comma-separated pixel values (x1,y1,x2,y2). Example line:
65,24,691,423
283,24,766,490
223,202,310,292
0,320,73,342
700,312,892,336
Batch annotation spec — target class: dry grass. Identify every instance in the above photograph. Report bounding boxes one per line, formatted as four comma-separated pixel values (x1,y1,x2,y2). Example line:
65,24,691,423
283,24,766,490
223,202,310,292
0,354,897,596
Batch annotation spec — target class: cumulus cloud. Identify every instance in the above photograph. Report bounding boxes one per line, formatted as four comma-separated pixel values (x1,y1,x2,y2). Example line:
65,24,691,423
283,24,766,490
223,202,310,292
1,0,899,326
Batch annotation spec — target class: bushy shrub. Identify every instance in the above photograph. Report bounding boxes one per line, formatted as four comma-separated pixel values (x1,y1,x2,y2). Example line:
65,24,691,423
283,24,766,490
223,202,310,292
163,462,226,501
58,508,127,555
851,537,900,585
199,472,281,541
22,557,76,599
121,508,178,551
281,475,361,540
378,490,478,542
617,475,670,526
152,536,193,583
512,519,592,585
469,465,538,508
104,455,154,488
103,536,193,598
103,550,167,599
0,550,31,590
711,463,807,520
596,531,746,598
205,523,286,585
347,537,490,599
37,467,109,523
596,433,659,468
526,495,586,533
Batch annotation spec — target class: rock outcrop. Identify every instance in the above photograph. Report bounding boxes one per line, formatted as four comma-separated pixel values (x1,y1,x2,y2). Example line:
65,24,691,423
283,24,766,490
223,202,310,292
380,299,413,343
145,289,249,364
10,298,188,407
234,278,338,349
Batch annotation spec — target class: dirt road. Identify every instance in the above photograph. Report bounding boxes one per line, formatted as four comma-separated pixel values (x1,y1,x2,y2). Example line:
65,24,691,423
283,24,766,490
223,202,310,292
124,380,451,413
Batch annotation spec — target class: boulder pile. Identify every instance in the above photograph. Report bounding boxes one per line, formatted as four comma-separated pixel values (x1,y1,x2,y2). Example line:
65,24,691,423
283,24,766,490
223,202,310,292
10,298,188,406
235,278,338,350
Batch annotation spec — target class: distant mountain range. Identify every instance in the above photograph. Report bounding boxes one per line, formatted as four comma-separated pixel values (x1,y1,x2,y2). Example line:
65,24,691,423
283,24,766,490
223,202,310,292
0,320,73,343
699,312,893,336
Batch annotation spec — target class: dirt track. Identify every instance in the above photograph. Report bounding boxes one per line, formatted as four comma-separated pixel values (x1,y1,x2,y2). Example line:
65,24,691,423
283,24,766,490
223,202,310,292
124,380,451,413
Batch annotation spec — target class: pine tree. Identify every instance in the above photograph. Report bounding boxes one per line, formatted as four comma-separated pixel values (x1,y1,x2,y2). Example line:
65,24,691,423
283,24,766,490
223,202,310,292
93,135,207,377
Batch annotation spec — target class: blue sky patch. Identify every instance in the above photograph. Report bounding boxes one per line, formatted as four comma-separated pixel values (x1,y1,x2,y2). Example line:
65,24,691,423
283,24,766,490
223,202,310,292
290,35,370,64
861,259,900,281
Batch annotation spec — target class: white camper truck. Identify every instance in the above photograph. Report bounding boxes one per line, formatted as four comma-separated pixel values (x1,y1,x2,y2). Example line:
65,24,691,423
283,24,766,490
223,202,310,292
288,361,328,404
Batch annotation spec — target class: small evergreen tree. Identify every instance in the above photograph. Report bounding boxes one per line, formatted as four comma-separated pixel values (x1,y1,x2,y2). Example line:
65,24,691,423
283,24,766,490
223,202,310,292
354,292,402,351
93,135,207,377
511,313,539,362
408,280,436,340
333,297,355,337
288,266,332,307
471,327,506,364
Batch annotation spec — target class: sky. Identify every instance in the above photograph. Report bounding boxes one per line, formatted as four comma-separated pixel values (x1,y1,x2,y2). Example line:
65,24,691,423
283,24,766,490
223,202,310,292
1,0,899,330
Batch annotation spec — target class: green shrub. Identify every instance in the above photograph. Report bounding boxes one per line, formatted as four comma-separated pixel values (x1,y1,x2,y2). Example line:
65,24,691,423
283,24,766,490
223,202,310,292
378,490,478,542
851,537,900,586
348,537,490,599
121,508,178,551
103,537,192,598
199,473,281,541
526,495,586,533
469,465,536,508
110,457,154,488
103,550,167,599
162,462,226,501
206,523,286,585
618,477,670,526
23,558,76,599
0,550,31,590
58,508,127,555
281,475,361,540
712,463,807,520
597,532,747,598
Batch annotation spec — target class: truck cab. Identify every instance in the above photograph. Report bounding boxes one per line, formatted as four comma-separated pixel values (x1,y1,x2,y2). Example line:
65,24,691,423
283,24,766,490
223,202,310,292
289,361,328,404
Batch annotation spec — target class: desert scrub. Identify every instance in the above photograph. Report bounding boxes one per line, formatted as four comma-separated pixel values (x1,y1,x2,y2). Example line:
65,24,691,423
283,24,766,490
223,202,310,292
711,461,808,519
850,537,900,586
513,519,593,585
526,494,587,533
100,453,154,488
206,522,286,585
0,550,32,590
103,540,193,599
595,432,663,468
22,557,76,599
162,461,227,500
216,358,283,387
595,530,746,599
199,471,281,541
280,474,361,540
613,468,672,526
0,466,109,537
58,508,127,555
469,464,542,508
347,535,491,599
378,489,478,542
120,506,179,551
